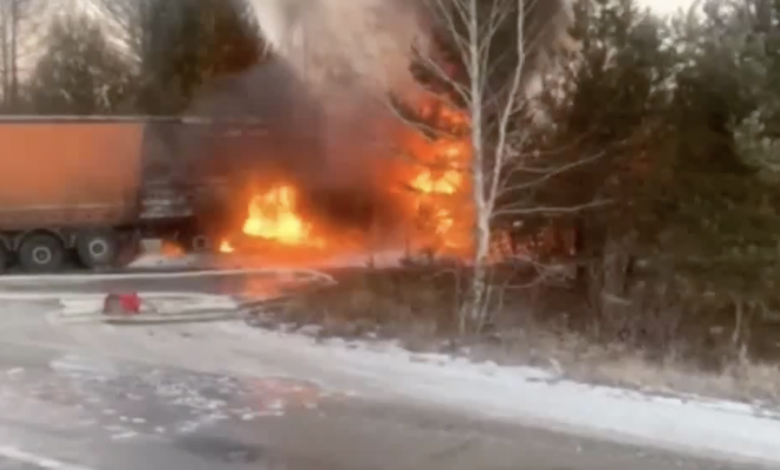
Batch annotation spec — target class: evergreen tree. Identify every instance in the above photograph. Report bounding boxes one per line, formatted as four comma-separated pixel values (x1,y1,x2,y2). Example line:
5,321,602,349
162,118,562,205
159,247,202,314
651,0,780,338
27,14,133,115
96,0,264,114
136,0,263,114
510,0,675,272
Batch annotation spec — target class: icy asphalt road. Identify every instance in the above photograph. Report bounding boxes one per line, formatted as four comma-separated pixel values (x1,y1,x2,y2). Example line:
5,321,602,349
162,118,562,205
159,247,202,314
0,273,771,469
0,270,276,298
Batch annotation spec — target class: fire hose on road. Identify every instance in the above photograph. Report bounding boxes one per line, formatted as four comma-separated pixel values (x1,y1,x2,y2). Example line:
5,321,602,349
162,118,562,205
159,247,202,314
0,267,336,325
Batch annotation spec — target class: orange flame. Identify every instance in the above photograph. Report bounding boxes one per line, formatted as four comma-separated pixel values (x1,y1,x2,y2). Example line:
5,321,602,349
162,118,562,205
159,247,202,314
241,185,324,246
220,101,473,258
410,169,461,194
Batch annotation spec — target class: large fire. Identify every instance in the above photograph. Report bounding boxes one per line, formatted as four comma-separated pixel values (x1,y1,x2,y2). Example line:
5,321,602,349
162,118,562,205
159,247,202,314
218,184,323,254
219,102,472,262
241,185,321,246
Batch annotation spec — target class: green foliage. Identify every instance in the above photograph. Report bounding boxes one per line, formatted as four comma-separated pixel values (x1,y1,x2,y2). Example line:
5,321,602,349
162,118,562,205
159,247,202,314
505,0,676,256
496,0,780,319
653,0,780,305
517,0,780,315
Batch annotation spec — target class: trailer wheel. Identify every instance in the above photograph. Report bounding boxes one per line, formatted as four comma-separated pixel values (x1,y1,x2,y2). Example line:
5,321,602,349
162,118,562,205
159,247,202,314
77,230,119,269
183,233,213,253
19,233,65,272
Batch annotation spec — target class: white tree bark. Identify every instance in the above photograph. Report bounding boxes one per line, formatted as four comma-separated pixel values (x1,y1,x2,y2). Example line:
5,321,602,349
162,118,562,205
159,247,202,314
463,0,489,327
458,0,534,329
396,0,580,332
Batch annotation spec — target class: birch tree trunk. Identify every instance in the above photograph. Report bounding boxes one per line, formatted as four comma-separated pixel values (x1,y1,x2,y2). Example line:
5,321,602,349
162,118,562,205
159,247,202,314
461,0,490,329
414,0,576,333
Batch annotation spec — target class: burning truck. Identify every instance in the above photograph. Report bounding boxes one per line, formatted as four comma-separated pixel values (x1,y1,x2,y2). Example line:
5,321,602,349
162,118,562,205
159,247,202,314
0,57,472,274
0,115,238,273
175,59,474,267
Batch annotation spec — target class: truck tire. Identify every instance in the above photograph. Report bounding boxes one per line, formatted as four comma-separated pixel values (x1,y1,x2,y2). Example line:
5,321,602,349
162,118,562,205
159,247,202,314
76,230,119,269
19,233,65,272
184,233,213,253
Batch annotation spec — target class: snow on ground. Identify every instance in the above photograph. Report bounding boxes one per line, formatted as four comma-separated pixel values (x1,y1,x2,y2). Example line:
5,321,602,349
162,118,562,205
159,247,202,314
128,254,201,269
53,294,240,324
127,249,405,270
216,322,780,467
0,280,778,467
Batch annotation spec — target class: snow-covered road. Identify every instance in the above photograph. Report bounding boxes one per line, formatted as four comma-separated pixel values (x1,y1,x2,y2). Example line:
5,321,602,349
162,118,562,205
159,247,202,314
0,268,776,469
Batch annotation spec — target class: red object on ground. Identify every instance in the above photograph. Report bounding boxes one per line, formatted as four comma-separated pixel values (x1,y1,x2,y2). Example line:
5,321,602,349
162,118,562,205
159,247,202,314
103,292,142,315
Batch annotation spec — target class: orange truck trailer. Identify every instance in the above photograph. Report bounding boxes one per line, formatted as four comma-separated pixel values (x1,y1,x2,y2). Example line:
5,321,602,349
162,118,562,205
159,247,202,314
0,117,224,273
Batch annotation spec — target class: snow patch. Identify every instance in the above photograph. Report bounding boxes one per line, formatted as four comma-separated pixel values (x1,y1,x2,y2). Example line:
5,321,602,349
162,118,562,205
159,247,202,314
129,250,405,270
128,254,200,269
49,354,120,378
219,322,780,467
0,446,95,470
52,293,239,322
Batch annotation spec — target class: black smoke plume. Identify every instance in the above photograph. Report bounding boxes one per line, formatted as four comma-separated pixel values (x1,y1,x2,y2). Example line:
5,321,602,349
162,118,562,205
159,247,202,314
165,57,406,237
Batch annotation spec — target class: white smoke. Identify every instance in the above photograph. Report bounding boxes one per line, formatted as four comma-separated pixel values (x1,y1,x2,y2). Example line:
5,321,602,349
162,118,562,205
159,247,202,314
243,0,431,207
246,0,427,96
182,0,431,236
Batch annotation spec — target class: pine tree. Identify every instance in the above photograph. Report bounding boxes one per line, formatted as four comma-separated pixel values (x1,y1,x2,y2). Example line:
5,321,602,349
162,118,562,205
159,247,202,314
508,0,675,273
123,0,264,114
651,0,780,342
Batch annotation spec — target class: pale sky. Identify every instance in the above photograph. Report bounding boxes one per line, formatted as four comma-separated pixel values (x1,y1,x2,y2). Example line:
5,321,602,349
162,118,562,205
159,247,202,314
640,0,696,14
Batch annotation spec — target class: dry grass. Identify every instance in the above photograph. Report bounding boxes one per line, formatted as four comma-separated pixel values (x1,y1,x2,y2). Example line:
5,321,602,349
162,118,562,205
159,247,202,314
468,329,780,405
254,266,780,406
260,266,465,344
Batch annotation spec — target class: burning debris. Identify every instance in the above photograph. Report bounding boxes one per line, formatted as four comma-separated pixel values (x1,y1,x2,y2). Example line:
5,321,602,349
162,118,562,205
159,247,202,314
173,50,472,264
196,0,467,263
242,186,307,242
165,0,574,266
218,184,317,254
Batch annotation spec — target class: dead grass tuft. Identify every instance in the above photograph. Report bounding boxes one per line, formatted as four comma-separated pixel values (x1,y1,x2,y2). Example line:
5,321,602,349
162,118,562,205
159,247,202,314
261,266,465,346
469,328,780,405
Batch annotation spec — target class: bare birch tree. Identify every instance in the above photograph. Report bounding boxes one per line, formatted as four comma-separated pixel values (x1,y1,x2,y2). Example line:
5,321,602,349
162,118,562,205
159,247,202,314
408,0,583,330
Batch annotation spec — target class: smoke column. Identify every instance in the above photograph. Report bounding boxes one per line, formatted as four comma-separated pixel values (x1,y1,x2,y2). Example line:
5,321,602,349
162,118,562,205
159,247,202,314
178,0,576,245
247,0,425,94
182,0,429,239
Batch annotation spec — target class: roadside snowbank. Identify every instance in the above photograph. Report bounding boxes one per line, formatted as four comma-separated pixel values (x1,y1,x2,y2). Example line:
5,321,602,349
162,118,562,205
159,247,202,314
127,250,405,270
127,254,201,269
218,322,780,467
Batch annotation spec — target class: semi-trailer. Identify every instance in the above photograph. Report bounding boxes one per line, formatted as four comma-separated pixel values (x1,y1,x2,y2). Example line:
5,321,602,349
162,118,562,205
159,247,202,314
0,116,226,273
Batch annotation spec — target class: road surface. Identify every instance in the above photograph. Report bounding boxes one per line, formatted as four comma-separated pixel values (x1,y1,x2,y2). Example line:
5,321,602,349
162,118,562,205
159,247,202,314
0,270,282,296
0,272,769,470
